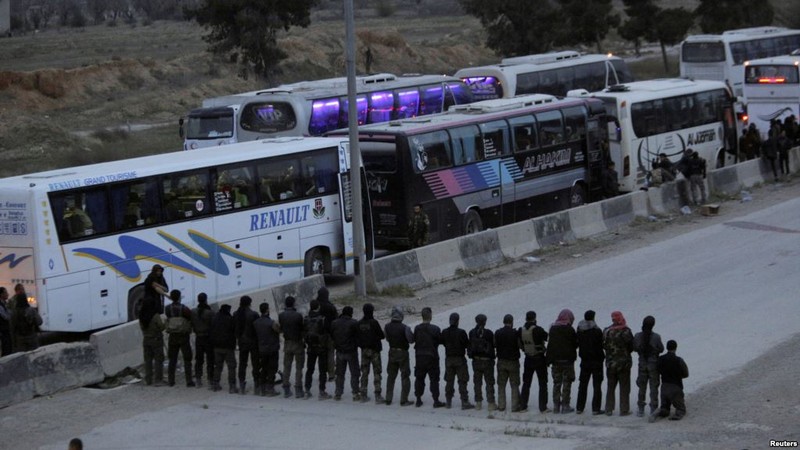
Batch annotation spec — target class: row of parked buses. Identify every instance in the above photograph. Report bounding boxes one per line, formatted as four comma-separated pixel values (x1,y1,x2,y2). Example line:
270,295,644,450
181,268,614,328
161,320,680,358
9,28,800,332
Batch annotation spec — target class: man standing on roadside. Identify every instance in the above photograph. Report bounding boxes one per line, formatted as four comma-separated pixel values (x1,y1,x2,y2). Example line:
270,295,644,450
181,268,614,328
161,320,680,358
441,312,474,410
413,307,445,408
303,300,331,400
576,310,605,415
331,306,361,401
317,287,338,382
210,304,237,393
357,303,385,403
634,316,664,417
191,292,214,388
495,314,522,413
279,296,305,399
547,309,578,414
253,302,281,397
650,340,689,422
234,295,260,395
519,311,549,414
604,310,634,416
0,287,12,356
384,306,414,406
407,203,430,248
468,314,496,411
165,290,194,387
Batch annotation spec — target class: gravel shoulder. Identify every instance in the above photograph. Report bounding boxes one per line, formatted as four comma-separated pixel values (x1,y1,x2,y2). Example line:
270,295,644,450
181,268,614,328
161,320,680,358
1,176,798,449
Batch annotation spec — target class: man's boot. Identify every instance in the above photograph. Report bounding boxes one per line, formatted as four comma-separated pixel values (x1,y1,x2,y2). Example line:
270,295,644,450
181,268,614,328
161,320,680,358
637,406,645,417
283,385,292,398
295,387,304,399
475,401,482,411
445,397,453,409
229,383,239,394
487,402,497,411
195,376,203,388
461,401,475,410
374,393,385,404
239,381,246,395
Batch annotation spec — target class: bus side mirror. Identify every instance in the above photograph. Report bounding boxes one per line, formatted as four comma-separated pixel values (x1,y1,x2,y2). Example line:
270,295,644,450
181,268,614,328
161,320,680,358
178,117,185,139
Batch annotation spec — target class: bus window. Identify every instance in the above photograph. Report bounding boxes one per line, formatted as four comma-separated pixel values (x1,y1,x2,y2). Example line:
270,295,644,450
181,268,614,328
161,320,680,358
163,172,210,221
508,115,538,151
52,192,100,241
729,42,747,65
361,140,398,173
683,42,727,63
450,125,482,165
556,66,575,94
215,164,255,211
339,95,368,129
611,59,635,84
368,91,394,124
394,88,420,119
419,84,445,115
535,110,565,146
310,98,341,135
446,81,474,106
563,106,587,142
410,131,452,172
110,180,159,229
240,101,297,133
516,72,540,96
257,159,300,203
538,69,559,96
480,120,510,157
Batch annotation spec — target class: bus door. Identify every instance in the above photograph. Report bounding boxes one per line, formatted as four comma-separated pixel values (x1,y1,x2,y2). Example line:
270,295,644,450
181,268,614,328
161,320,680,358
586,117,606,201
722,103,738,166
338,167,355,275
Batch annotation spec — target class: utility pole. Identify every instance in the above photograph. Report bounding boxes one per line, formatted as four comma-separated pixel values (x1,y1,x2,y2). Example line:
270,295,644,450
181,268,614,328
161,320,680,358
345,0,367,297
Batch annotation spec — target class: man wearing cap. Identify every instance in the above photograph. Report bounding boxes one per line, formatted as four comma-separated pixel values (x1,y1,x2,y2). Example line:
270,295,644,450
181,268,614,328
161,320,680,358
441,312,474,410
165,289,194,387
357,303,385,403
384,306,414,406
650,340,689,422
495,314,522,412
144,264,168,314
468,314,496,411
413,307,445,408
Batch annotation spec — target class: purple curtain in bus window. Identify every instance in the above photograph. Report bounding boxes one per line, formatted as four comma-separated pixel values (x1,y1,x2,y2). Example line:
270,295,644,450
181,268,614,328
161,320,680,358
310,98,341,135
463,77,502,100
394,89,420,119
368,91,394,124
339,96,368,129
420,85,444,115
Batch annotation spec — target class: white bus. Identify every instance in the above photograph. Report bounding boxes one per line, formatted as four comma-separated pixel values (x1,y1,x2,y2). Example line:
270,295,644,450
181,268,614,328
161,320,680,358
180,73,474,150
454,51,634,101
0,137,371,332
680,27,800,97
743,55,800,137
574,79,738,192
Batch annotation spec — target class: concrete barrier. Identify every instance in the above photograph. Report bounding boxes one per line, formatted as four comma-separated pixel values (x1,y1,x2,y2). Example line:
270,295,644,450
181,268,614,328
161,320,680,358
568,203,605,239
416,238,462,284
0,352,34,408
28,343,104,396
532,211,573,246
90,320,144,377
365,250,425,293
458,229,505,272
496,218,540,259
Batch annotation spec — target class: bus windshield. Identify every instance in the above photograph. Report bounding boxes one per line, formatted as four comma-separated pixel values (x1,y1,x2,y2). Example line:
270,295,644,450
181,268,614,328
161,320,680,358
186,110,235,140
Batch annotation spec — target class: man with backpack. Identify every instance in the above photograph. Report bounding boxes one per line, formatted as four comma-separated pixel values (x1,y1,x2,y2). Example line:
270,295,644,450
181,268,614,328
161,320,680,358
303,299,331,400
468,314,496,411
519,311,549,414
165,289,194,387
357,303,385,403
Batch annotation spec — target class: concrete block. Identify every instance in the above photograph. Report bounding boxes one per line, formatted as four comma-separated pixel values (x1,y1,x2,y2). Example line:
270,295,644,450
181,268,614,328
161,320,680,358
496,219,540,259
90,320,144,377
28,343,104,397
568,203,605,239
630,190,649,217
602,194,637,229
458,229,504,272
270,274,325,315
735,159,765,189
365,250,425,293
416,238,463,283
708,165,740,197
0,352,34,408
533,211,574,247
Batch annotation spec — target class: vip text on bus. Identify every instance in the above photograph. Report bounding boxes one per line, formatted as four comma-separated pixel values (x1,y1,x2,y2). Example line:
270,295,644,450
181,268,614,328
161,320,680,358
0,137,370,332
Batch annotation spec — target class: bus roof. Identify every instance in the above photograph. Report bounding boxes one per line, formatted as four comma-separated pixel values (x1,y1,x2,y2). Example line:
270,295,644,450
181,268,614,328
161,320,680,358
682,27,800,44
588,78,730,101
327,94,598,136
454,53,621,78
0,137,345,193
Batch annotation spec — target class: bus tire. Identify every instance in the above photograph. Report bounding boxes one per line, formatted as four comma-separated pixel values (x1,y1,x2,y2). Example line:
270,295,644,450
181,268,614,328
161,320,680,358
127,283,145,322
304,247,327,277
463,210,483,235
570,184,586,208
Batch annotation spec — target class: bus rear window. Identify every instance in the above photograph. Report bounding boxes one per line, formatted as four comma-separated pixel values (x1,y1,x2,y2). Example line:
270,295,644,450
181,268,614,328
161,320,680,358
745,65,800,84
361,141,398,173
186,110,234,140
682,42,726,63
462,77,503,101
240,101,297,133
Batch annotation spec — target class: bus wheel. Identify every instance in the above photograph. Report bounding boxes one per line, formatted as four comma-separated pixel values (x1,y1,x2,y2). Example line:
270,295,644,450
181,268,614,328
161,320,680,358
463,210,483,235
304,247,327,277
570,184,585,207
127,283,145,322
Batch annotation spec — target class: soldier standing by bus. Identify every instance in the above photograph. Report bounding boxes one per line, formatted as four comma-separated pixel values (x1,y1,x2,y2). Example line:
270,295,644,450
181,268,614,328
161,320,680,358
408,203,429,248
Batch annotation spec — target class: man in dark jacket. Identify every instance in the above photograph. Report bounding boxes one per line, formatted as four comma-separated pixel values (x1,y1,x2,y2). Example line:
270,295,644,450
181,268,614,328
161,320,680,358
191,292,214,388
253,302,281,396
414,307,445,408
547,309,577,413
604,310,634,416
495,314,522,412
468,314,496,411
576,310,605,415
649,340,689,422
357,303,385,403
384,306,414,406
331,306,361,401
10,284,42,352
0,287,14,355
634,315,664,416
441,312,474,410
317,287,338,381
234,295,260,395
211,304,237,393
143,264,168,314
303,300,331,400
165,290,194,387
519,310,549,414
279,296,305,398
